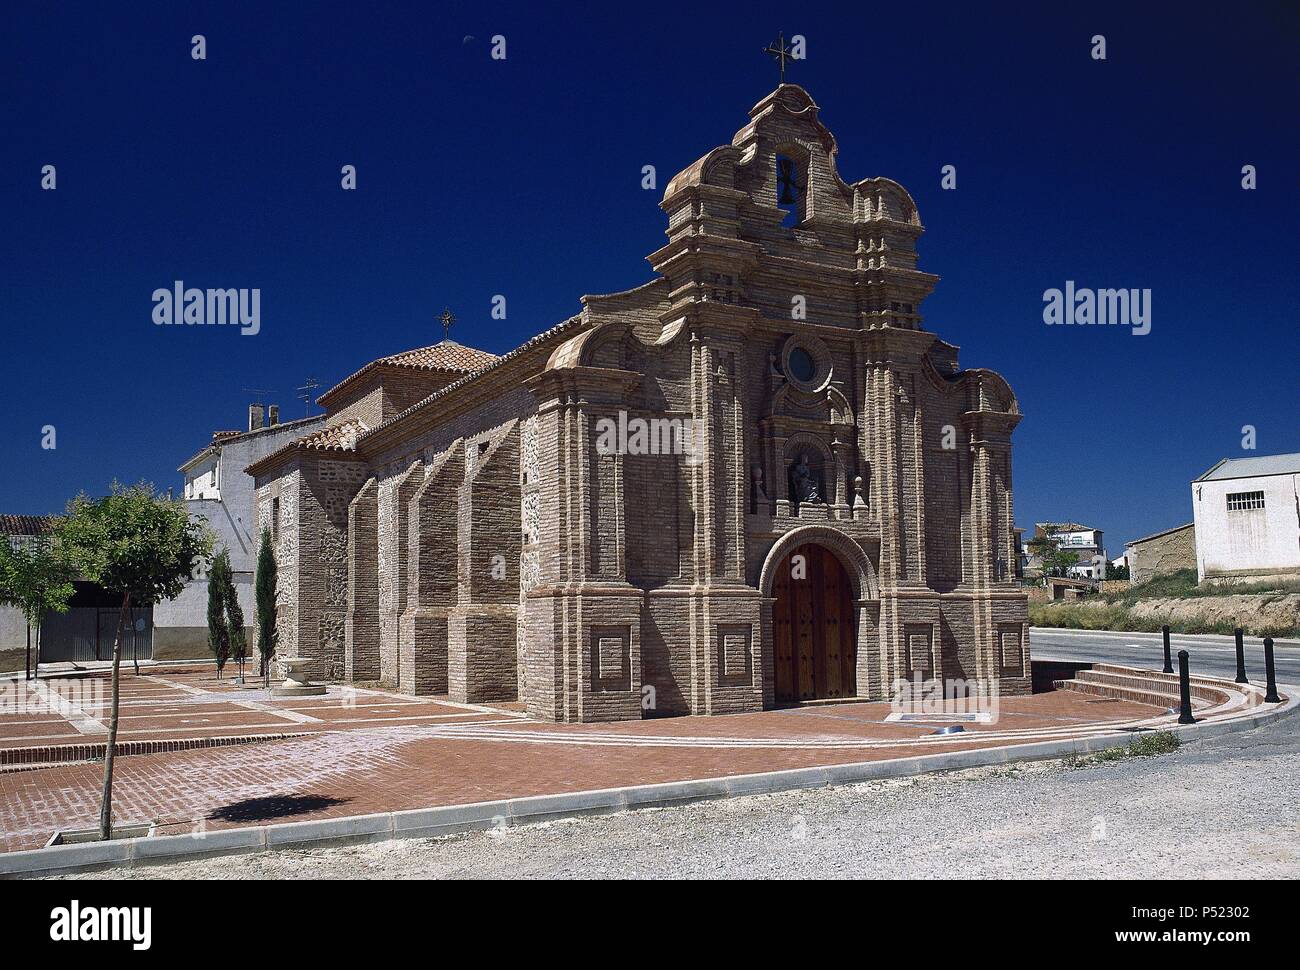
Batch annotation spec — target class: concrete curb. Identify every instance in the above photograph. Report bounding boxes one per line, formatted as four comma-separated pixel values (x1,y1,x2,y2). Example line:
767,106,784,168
1030,627,1300,648
0,660,218,683
3,683,1295,879
0,732,309,771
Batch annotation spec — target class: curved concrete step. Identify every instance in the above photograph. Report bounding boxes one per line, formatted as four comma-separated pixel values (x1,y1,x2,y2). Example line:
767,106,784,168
1090,662,1230,689
1074,669,1229,705
1051,678,1210,710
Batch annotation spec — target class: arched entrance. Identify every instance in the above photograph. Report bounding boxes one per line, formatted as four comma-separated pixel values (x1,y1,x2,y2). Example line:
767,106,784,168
771,543,857,703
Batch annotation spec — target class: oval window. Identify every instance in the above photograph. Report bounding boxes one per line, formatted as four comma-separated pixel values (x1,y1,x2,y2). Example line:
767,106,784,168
788,347,816,383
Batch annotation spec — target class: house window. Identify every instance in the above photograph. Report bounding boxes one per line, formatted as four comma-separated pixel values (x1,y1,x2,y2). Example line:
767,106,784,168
271,496,281,539
1226,490,1265,512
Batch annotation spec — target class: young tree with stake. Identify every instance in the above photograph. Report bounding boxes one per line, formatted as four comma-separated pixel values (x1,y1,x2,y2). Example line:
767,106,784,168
59,483,212,841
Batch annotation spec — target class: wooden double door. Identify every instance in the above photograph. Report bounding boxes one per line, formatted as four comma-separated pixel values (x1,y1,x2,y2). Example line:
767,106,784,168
772,543,858,703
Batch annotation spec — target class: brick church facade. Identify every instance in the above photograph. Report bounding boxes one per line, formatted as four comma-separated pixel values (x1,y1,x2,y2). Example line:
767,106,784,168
247,84,1029,722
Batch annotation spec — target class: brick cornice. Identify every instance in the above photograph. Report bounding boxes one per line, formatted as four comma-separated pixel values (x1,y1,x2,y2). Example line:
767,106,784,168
522,365,641,405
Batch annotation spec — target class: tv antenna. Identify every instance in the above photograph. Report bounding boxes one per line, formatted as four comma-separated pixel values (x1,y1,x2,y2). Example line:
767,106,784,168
296,377,322,417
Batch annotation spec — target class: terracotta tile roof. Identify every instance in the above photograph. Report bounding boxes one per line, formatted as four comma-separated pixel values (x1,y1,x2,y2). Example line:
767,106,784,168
178,430,241,471
1035,522,1098,534
366,315,586,440
297,418,366,452
380,340,500,372
0,514,59,537
243,418,367,477
317,340,500,409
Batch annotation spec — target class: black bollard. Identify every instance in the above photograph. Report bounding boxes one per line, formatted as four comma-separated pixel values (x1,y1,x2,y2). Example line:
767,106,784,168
1177,650,1195,724
1234,628,1248,684
1263,637,1280,703
1162,625,1173,674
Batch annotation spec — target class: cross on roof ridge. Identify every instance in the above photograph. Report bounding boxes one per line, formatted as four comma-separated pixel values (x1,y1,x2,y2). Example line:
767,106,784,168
763,32,794,84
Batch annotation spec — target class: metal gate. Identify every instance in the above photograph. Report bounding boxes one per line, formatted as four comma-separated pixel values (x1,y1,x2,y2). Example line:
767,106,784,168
38,604,153,664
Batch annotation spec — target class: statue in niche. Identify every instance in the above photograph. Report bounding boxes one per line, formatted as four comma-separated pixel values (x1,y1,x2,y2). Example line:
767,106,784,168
790,452,822,504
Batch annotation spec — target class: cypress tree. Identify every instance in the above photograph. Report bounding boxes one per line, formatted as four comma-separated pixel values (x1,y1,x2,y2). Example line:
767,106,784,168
206,549,231,677
224,566,248,681
254,527,278,685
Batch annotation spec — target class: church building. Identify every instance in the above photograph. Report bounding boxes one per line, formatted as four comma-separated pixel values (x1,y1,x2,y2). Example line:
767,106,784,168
246,84,1029,722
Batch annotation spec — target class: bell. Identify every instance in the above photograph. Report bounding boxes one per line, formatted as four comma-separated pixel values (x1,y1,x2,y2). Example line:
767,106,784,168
777,158,798,205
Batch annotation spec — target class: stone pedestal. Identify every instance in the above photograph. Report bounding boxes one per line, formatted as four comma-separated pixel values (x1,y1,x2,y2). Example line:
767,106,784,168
271,656,327,697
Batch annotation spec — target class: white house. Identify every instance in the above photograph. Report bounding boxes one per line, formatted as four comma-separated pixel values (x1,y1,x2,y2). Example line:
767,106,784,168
151,405,325,658
1192,453,1300,584
1029,522,1107,579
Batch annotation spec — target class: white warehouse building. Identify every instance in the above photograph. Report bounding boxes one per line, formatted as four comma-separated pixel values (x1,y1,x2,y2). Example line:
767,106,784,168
1191,453,1300,585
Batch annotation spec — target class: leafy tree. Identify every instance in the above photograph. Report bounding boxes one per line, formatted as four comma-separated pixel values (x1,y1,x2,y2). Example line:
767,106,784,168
1026,531,1082,578
1106,562,1130,581
224,561,248,681
206,548,232,678
1043,548,1080,578
0,535,75,680
1024,534,1054,573
254,526,278,686
1025,534,1054,557
59,483,212,840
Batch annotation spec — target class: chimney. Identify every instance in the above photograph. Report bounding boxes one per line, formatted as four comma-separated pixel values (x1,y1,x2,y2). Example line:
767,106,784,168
248,404,265,431
267,404,280,426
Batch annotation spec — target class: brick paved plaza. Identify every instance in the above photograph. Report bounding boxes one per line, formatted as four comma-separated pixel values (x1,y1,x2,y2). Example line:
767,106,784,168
2,662,1256,854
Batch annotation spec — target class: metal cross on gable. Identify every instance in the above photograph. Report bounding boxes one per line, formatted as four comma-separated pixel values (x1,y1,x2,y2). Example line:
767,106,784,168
439,307,456,339
763,32,795,84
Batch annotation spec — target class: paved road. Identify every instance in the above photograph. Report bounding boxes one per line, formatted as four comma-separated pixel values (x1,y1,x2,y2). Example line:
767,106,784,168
67,709,1300,879
1031,628,1300,685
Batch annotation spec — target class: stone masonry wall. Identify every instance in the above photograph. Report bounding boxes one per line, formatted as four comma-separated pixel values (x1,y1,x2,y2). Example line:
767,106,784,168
398,443,463,694
345,477,380,681
449,422,521,703
1129,525,1197,585
296,456,367,681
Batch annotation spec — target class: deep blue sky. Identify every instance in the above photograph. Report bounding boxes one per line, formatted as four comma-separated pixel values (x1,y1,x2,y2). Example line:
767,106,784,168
2,2,1296,553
